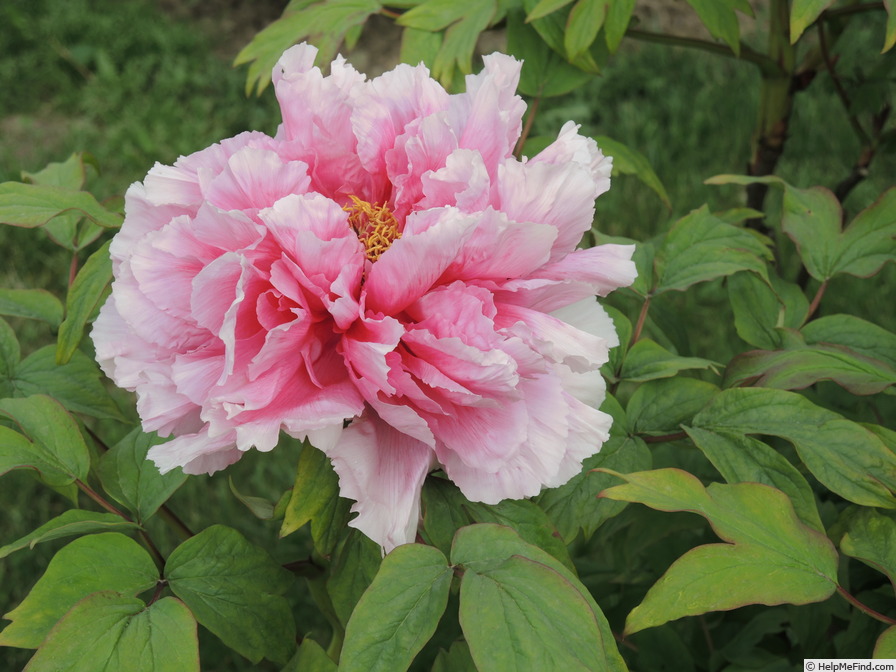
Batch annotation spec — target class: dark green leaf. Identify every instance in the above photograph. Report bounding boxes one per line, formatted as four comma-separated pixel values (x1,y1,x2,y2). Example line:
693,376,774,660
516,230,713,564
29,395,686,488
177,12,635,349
885,2,896,52
0,510,140,559
22,593,198,672
0,394,90,487
282,638,337,672
327,529,383,628
399,26,442,68
0,289,63,327
594,135,670,208
598,469,839,634
228,476,276,519
691,388,896,508
840,508,896,591
802,314,896,369
507,11,595,98
727,271,808,350
654,206,771,293
280,442,351,555
0,533,158,648
684,427,824,532
521,0,602,73
166,524,295,664
0,182,122,229
790,0,836,43
56,240,112,364
430,0,496,86
619,338,718,382
340,544,452,672
431,640,478,672
13,345,126,420
783,185,896,280
626,378,718,435
464,498,574,571
538,435,651,541
450,524,627,672
723,343,896,395
97,428,186,523
0,317,19,385
420,477,474,556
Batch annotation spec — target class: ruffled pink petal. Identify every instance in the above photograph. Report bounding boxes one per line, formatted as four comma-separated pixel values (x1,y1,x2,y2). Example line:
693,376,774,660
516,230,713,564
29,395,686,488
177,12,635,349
418,148,490,212
327,414,435,552
148,428,242,475
203,147,311,214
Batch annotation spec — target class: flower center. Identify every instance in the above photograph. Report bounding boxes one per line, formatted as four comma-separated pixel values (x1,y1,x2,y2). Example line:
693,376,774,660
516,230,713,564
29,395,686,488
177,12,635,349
344,196,401,262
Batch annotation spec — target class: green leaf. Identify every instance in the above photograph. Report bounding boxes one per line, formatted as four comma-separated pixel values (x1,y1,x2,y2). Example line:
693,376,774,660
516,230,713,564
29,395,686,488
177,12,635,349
0,394,90,487
420,477,474,556
0,289,63,327
525,0,575,21
506,11,595,98
12,345,126,420
604,0,635,52
802,314,896,369
282,638,337,672
0,182,122,229
564,0,608,59
21,153,90,190
654,205,771,293
840,508,896,591
0,533,158,648
228,476,276,519
340,544,452,672
727,271,808,350
22,593,198,672
790,0,836,43
327,529,383,628
783,185,896,281
691,388,896,508
430,0,497,86
626,378,718,435
399,27,442,68
521,0,603,74
432,640,478,672
598,469,839,634
57,240,112,364
0,317,20,386
875,625,896,657
594,135,671,209
682,0,740,54
397,0,472,30
280,442,351,555
885,0,896,52
538,435,651,541
0,510,140,559
464,498,574,571
97,428,187,523
603,305,631,376
450,524,627,672
684,427,824,532
460,555,609,671
619,338,718,382
723,342,896,395
166,524,296,664
235,0,381,95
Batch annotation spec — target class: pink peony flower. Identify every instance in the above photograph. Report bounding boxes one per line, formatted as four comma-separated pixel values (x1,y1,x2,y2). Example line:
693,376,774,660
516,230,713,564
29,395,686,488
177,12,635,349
92,43,636,551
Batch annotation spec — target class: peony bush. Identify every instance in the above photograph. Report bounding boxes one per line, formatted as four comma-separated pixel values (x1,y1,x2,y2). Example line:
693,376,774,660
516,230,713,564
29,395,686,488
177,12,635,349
1,1,895,670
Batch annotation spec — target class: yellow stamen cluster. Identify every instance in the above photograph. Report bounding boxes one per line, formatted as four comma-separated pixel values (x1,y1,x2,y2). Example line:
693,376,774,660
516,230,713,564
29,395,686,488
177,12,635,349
344,195,402,262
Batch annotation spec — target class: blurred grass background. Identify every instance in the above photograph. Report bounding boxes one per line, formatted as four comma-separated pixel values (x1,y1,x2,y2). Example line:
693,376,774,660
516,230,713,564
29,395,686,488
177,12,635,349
0,0,893,669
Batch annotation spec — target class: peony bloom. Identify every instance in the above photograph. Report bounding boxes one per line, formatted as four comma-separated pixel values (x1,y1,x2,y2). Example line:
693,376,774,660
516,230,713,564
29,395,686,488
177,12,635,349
92,44,636,551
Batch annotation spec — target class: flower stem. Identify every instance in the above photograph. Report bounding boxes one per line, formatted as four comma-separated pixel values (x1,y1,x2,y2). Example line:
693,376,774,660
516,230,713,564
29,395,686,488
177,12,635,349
515,95,541,158
807,279,828,320
837,585,896,626
631,296,651,345
623,28,782,77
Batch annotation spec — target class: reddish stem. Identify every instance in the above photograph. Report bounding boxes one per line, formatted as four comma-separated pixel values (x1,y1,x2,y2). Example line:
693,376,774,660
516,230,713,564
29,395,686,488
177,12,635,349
837,585,896,626
514,95,541,158
631,296,651,345
807,279,828,320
